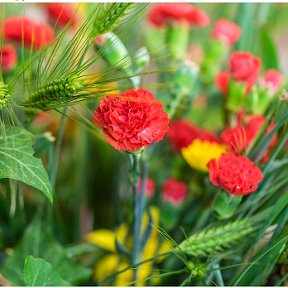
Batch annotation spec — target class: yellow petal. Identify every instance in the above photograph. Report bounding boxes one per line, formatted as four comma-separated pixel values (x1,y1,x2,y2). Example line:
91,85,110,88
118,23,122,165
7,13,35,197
85,229,116,252
182,139,227,172
93,254,118,282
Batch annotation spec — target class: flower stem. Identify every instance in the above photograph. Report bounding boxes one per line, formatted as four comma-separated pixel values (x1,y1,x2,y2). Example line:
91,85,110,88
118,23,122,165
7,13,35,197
128,151,146,284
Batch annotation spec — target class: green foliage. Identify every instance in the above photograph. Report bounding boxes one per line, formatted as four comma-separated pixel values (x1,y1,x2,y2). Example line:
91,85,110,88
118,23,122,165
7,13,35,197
259,26,279,70
23,256,70,286
0,127,52,203
178,219,255,257
0,218,91,285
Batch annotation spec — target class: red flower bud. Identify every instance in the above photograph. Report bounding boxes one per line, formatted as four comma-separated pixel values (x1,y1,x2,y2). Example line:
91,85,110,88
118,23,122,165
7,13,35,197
147,3,209,28
230,51,261,88
0,44,17,72
208,152,263,196
262,69,283,93
93,88,169,152
3,16,55,49
162,178,188,205
215,71,230,95
212,19,241,46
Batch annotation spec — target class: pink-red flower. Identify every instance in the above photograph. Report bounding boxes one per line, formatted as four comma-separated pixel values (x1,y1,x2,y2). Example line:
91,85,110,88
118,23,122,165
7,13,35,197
168,119,221,152
230,51,261,88
263,69,283,93
212,19,241,46
43,3,77,27
137,177,155,198
0,44,17,72
215,71,230,95
162,178,188,205
93,88,169,151
208,152,263,196
3,16,54,49
147,3,209,28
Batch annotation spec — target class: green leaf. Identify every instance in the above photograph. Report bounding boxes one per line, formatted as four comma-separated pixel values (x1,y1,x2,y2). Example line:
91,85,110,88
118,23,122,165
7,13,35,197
232,236,288,286
259,26,279,70
23,256,70,286
0,218,91,285
0,127,53,203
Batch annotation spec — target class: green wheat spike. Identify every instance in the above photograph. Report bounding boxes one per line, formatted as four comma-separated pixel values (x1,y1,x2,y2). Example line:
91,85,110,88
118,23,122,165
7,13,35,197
0,81,10,109
23,76,84,110
94,3,131,35
177,219,255,257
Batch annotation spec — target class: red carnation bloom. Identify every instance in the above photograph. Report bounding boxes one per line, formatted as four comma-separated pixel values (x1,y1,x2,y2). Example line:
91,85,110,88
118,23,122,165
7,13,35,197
221,115,277,161
168,120,200,151
137,177,155,197
221,126,247,154
162,178,188,205
93,88,169,151
3,16,54,49
230,51,261,88
147,3,209,28
215,71,230,95
208,152,263,196
212,19,241,46
168,119,221,152
0,44,18,72
43,3,77,27
263,69,283,93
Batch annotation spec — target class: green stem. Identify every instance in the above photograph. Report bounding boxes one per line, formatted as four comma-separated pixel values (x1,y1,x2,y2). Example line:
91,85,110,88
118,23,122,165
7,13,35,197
128,152,145,284
49,108,67,190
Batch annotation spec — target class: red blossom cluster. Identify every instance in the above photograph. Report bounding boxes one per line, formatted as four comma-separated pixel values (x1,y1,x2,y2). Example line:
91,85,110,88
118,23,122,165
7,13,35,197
43,3,78,27
215,51,283,96
137,177,156,198
147,3,209,28
208,152,263,196
212,19,241,46
168,119,221,151
0,45,18,72
162,178,188,205
221,115,277,162
3,16,55,49
93,88,169,152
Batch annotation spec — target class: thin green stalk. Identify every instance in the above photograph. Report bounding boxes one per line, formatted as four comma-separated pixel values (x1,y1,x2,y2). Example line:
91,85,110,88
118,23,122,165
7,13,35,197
213,263,225,286
49,108,67,190
128,152,146,284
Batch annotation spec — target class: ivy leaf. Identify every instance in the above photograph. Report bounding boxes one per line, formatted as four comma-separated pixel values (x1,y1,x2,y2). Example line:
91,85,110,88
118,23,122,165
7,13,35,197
0,127,53,203
23,256,70,286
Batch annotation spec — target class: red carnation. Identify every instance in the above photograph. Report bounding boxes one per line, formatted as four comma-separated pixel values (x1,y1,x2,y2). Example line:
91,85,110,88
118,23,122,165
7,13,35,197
43,3,77,27
168,119,221,152
3,16,54,49
147,3,209,28
137,177,155,197
162,178,188,205
208,152,263,196
215,71,230,95
263,69,283,93
0,44,17,72
221,126,247,154
212,19,241,46
93,88,169,152
230,51,261,88
168,120,200,151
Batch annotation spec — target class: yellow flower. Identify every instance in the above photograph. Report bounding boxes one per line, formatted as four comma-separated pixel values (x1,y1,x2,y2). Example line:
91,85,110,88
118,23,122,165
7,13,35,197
182,139,227,172
86,206,170,286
